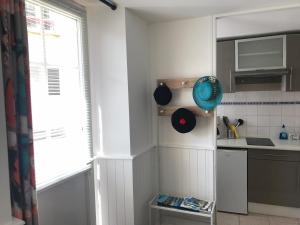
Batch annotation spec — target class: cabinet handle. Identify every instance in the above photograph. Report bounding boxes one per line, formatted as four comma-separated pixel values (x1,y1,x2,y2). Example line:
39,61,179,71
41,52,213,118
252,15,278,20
290,67,293,91
263,154,289,158
298,173,300,190
229,69,232,92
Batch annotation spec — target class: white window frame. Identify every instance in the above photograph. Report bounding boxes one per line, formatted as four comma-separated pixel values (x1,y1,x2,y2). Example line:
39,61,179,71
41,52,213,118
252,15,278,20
26,0,93,191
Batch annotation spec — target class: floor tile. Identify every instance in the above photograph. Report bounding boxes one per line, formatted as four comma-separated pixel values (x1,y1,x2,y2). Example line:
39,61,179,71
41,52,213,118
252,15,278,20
217,212,239,225
239,213,269,225
269,215,299,225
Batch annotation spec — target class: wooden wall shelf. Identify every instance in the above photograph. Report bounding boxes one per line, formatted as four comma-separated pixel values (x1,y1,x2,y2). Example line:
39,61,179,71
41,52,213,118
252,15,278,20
157,78,198,90
158,106,213,117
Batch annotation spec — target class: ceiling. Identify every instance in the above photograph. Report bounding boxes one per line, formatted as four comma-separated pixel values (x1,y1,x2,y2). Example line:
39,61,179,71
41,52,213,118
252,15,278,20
78,0,300,23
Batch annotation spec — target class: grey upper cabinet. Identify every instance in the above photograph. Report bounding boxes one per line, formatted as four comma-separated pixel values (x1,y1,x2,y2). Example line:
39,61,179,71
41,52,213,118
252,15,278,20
248,149,300,208
235,35,286,72
217,40,235,93
286,34,300,91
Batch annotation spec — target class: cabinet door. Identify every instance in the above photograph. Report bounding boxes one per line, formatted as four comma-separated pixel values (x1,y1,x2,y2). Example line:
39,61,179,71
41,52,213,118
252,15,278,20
217,40,235,93
286,34,300,91
248,157,300,207
235,35,286,71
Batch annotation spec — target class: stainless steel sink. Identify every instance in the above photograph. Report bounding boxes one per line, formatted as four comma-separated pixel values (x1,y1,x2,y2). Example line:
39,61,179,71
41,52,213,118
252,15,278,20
246,137,275,146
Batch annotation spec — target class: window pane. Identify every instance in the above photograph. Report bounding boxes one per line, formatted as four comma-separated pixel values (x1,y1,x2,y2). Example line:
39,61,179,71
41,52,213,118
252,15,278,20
26,1,90,186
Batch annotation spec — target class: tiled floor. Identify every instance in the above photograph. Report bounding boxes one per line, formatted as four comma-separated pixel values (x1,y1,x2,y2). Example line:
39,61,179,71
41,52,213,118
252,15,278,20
217,212,300,225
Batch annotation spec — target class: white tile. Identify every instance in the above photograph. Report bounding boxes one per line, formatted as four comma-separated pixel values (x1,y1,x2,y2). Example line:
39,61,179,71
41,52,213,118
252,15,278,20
247,126,258,137
257,127,270,138
259,92,272,102
235,105,247,117
246,105,258,116
295,105,300,117
281,116,295,128
282,105,296,117
296,117,300,128
235,92,247,102
257,116,270,127
286,126,295,134
223,93,235,102
217,212,239,225
268,91,283,102
268,105,282,116
246,92,261,102
238,126,246,137
281,92,295,101
239,213,270,225
223,105,233,116
246,116,258,127
294,92,300,101
269,116,282,127
257,105,270,116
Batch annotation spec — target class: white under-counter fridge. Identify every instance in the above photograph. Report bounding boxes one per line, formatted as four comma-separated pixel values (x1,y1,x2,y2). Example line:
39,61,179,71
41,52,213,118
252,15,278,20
217,148,248,214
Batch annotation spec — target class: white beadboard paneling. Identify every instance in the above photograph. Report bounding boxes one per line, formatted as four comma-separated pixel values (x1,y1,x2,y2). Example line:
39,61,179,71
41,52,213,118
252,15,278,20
116,161,126,225
133,148,159,225
189,150,199,197
99,159,109,225
205,151,214,201
159,147,214,201
97,159,134,225
124,160,135,225
107,160,117,225
197,150,207,200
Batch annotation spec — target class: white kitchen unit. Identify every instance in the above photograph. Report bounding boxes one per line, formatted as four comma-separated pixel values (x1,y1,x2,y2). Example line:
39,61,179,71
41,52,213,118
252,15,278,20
235,35,286,71
217,148,248,214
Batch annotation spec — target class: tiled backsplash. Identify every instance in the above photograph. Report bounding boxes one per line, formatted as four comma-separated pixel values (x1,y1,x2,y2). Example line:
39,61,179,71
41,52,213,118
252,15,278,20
217,91,300,139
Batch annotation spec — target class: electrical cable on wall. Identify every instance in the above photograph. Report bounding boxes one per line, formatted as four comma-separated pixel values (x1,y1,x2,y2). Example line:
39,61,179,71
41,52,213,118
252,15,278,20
99,0,117,10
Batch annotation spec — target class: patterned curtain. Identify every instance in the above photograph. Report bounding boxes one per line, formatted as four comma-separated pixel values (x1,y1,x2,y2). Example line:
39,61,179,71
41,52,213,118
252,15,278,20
0,1,38,225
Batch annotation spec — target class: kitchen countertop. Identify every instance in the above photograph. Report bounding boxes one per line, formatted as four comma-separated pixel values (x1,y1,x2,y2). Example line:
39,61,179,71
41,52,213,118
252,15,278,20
217,138,300,151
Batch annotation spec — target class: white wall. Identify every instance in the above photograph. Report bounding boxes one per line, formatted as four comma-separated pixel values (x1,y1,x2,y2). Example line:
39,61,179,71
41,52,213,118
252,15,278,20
37,172,90,225
149,16,216,224
125,9,153,156
87,6,131,157
149,16,215,149
217,7,300,39
125,9,159,225
0,46,12,225
87,6,158,225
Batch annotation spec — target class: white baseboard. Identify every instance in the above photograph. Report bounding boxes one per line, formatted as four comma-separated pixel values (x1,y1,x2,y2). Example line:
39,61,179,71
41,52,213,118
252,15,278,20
248,202,300,219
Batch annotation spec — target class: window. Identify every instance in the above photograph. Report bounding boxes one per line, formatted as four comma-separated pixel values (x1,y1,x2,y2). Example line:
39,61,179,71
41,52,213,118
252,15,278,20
26,3,38,28
26,0,91,189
